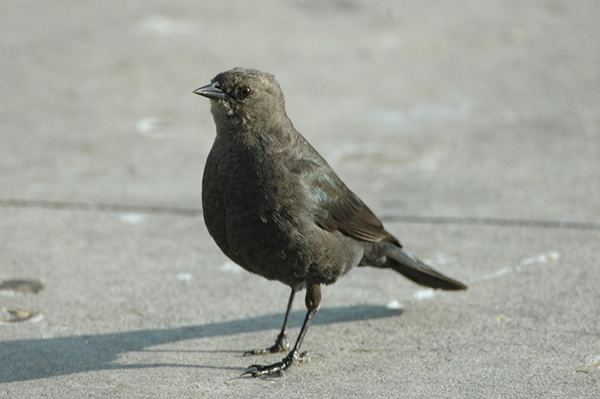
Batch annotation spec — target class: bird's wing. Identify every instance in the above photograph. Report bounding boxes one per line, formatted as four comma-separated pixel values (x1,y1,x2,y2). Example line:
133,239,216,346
287,157,400,246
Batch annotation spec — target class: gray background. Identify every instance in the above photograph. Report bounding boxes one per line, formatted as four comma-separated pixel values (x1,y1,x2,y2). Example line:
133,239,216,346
1,1,599,398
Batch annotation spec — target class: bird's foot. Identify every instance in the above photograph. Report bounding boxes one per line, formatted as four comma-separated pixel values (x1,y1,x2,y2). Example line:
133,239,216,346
243,332,290,356
242,350,309,377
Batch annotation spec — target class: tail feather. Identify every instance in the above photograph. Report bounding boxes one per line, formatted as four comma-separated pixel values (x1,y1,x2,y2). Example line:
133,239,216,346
384,244,468,291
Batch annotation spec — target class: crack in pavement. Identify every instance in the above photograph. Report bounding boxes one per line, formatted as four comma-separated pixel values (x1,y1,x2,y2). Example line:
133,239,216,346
1,198,599,231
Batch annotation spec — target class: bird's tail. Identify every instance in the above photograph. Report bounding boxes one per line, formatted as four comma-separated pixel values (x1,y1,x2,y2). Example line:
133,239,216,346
383,243,468,290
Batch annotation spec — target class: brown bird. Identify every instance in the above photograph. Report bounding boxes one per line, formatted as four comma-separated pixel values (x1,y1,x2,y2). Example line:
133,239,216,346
194,68,467,377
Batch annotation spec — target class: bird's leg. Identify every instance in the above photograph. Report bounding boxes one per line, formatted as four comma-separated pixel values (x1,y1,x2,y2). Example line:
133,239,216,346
243,284,321,377
243,289,296,356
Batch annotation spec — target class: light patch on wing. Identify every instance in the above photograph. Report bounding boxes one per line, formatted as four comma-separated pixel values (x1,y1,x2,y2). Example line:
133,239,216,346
313,187,329,202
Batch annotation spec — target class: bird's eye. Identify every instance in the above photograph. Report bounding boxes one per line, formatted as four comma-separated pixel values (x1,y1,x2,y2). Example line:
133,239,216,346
238,86,251,98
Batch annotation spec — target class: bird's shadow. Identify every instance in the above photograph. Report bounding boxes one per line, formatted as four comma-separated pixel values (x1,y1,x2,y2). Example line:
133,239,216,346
0,305,401,382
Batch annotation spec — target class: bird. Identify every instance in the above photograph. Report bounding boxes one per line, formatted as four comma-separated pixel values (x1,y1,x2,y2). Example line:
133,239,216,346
194,68,467,377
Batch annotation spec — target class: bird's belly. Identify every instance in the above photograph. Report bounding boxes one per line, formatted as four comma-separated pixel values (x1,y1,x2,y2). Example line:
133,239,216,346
223,197,310,286
203,145,363,287
224,201,364,287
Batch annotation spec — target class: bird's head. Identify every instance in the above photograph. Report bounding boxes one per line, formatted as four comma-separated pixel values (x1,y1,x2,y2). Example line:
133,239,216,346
194,68,289,132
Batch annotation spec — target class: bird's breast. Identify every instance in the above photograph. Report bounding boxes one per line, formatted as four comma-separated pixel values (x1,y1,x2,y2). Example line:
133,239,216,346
202,141,312,282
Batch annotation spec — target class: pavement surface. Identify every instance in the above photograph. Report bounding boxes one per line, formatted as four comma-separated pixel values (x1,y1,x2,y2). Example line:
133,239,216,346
1,1,599,398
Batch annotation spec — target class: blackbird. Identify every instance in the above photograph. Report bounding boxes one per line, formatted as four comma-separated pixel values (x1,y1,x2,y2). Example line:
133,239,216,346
194,68,467,377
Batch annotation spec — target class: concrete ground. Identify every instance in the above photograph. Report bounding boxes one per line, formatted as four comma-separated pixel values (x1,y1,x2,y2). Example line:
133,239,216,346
1,1,599,398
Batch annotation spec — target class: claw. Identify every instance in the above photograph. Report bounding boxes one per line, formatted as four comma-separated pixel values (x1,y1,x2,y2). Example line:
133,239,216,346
241,366,260,377
242,362,286,377
241,303,317,376
241,351,310,378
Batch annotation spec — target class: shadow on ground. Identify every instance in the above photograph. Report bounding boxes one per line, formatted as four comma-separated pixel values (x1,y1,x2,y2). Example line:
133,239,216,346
1,305,401,382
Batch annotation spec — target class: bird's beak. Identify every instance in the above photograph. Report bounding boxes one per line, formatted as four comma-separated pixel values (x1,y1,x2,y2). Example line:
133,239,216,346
193,81,228,100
